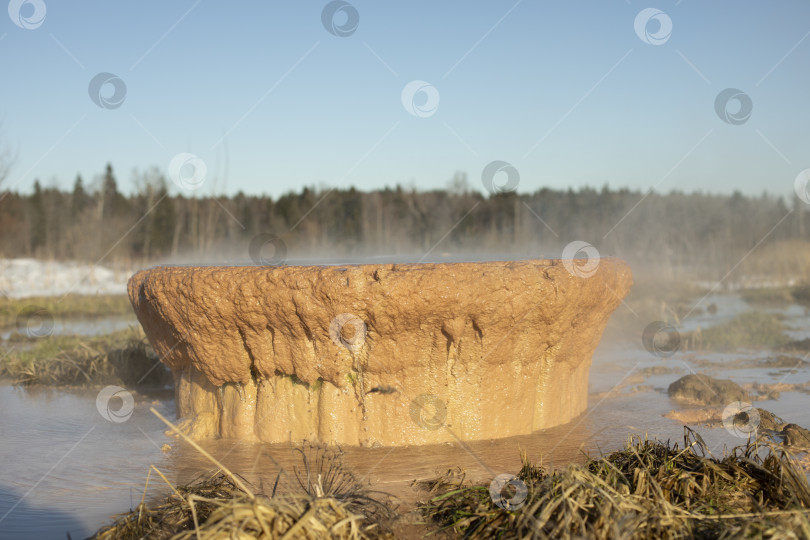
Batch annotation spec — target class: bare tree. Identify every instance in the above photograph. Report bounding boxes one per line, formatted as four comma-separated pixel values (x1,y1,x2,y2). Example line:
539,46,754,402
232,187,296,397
0,123,17,188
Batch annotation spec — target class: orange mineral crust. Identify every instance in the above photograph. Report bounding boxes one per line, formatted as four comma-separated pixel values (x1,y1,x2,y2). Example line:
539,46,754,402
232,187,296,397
128,259,632,446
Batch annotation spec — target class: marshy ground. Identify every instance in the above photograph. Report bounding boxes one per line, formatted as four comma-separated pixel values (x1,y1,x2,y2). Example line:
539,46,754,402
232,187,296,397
2,278,810,538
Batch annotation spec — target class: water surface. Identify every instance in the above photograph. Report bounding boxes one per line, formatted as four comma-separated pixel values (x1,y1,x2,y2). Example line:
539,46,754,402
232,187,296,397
2,293,810,538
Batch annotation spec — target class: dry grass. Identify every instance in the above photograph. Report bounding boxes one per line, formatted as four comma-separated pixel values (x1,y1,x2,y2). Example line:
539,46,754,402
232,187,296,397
292,444,395,526
0,326,171,387
91,409,396,540
91,470,393,540
739,239,810,285
0,294,133,329
418,429,810,539
683,312,791,351
739,282,810,309
739,286,796,307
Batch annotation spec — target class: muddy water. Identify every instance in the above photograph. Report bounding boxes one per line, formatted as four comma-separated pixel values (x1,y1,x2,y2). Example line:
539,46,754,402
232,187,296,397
169,387,688,506
0,380,682,539
2,294,810,538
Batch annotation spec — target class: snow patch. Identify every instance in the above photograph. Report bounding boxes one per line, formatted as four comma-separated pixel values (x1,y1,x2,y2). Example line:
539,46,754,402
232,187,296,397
0,259,131,298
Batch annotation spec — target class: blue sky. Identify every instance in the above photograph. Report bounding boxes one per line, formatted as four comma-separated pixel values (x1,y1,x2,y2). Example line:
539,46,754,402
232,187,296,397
1,1,809,198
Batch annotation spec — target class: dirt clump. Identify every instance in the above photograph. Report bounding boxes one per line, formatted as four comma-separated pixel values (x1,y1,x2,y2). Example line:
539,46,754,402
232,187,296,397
761,355,808,368
783,424,810,449
735,409,810,450
667,373,747,406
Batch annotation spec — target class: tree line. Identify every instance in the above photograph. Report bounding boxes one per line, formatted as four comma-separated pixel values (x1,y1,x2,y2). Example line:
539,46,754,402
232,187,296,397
0,164,807,281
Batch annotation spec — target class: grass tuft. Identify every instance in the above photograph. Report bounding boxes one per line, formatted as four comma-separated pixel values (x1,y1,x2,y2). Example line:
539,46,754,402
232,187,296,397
740,287,796,307
791,284,810,308
91,449,396,540
0,294,133,329
418,429,810,539
0,326,171,387
684,312,791,351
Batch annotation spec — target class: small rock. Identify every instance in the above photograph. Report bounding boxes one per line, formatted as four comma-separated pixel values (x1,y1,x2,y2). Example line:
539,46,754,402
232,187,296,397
734,408,810,449
161,444,171,453
667,373,747,406
761,355,807,368
782,338,810,351
740,408,784,431
782,424,810,449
